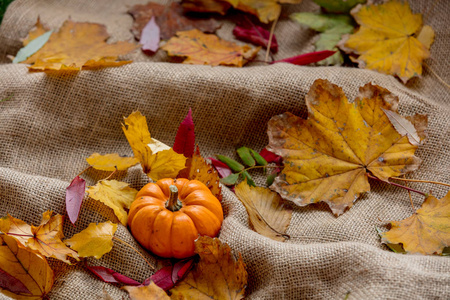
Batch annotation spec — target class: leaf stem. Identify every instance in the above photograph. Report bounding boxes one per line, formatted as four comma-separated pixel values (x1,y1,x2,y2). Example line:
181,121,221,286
390,176,450,188
76,166,92,178
113,236,155,270
367,174,427,197
103,168,118,181
265,16,278,63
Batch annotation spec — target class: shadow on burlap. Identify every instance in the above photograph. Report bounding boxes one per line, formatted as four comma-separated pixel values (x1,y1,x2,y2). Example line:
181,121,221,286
0,0,449,299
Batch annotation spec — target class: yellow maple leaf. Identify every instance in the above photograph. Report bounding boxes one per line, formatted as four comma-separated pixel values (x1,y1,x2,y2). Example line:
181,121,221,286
0,235,54,299
178,145,222,202
65,221,117,259
170,236,247,299
0,211,79,264
21,19,138,71
86,153,139,171
381,192,450,255
340,0,434,83
235,182,292,241
267,79,427,216
86,180,138,226
161,29,260,67
226,0,302,23
122,111,187,180
124,282,170,300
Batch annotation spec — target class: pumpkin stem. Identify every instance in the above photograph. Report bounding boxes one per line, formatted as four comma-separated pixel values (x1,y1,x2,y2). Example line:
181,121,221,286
166,185,183,212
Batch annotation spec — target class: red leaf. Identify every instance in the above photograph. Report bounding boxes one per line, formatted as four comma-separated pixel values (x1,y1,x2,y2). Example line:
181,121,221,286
173,108,195,158
208,157,232,178
0,268,32,295
272,50,336,65
86,264,140,286
146,258,194,291
259,148,281,164
141,16,160,54
233,24,278,53
65,176,85,225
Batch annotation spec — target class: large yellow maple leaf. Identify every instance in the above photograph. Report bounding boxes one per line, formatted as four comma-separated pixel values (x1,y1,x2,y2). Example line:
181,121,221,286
267,79,427,216
340,1,434,83
161,29,260,67
0,211,79,264
22,19,138,71
382,192,450,255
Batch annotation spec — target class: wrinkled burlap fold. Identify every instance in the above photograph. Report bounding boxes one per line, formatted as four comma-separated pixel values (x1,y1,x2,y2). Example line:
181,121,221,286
0,0,449,299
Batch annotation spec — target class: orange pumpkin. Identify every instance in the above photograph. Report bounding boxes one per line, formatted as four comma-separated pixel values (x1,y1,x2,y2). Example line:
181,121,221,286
128,178,223,258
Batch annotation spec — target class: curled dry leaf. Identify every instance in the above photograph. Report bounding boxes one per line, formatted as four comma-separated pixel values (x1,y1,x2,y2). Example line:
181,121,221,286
235,182,292,241
267,79,426,216
170,236,247,300
162,29,260,67
381,192,450,255
22,19,138,71
0,235,54,299
65,221,118,259
86,153,139,171
178,146,222,202
272,50,336,66
129,2,220,41
65,175,86,225
122,111,187,181
340,0,435,83
124,281,170,300
0,211,79,264
86,180,138,226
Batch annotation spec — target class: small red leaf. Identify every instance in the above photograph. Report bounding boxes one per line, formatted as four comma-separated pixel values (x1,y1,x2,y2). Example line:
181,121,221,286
233,24,278,53
65,176,86,225
208,157,233,178
173,108,195,158
0,268,32,295
147,258,194,291
141,16,160,54
259,148,281,164
272,50,336,65
86,264,140,286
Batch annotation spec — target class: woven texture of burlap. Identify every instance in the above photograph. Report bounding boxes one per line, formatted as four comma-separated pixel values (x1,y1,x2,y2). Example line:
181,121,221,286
0,0,449,299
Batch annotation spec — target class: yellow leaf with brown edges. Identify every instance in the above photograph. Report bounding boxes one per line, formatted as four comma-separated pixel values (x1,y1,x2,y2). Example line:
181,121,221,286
235,181,292,241
381,192,450,255
22,19,138,71
0,235,54,299
0,211,79,264
123,282,170,300
122,111,187,180
162,29,260,67
340,1,434,83
178,145,222,202
267,79,427,216
170,236,247,300
65,221,117,259
87,180,138,226
86,153,139,171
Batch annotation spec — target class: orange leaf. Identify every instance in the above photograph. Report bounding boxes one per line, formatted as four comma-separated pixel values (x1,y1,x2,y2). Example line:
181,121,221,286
178,145,222,202
0,235,54,299
22,19,138,71
0,211,79,264
161,29,260,67
170,236,247,299
123,282,170,300
382,192,450,255
267,79,426,216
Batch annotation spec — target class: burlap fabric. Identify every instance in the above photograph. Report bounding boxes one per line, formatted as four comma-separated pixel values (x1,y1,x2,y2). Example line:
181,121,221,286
0,0,449,299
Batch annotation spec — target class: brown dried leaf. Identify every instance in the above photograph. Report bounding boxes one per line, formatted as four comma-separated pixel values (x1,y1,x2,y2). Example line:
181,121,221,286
129,2,220,40
170,236,247,300
124,282,170,300
235,182,292,241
